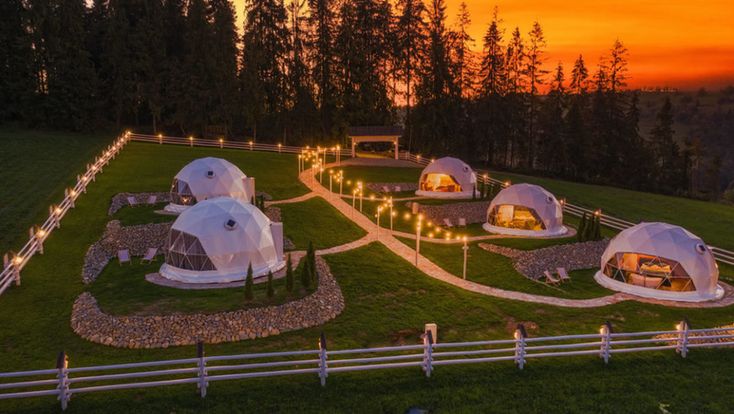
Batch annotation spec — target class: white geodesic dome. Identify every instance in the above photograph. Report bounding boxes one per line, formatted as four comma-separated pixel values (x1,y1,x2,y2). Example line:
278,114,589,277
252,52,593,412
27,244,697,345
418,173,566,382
164,157,254,213
483,183,567,237
159,197,284,284
595,222,723,302
415,157,477,199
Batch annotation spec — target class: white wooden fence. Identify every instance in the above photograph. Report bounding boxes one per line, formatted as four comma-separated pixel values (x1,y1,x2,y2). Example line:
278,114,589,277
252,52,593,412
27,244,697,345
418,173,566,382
0,321,731,410
0,132,131,297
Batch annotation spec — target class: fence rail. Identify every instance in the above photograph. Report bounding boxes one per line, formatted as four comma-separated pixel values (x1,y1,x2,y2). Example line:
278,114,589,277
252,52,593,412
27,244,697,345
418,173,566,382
1,321,732,410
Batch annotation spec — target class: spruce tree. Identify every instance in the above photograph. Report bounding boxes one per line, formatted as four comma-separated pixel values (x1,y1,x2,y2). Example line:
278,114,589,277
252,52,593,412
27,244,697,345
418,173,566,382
266,271,274,297
300,255,311,289
0,0,35,123
593,215,602,240
577,212,587,242
307,0,338,139
285,253,294,292
307,241,317,287
244,262,254,300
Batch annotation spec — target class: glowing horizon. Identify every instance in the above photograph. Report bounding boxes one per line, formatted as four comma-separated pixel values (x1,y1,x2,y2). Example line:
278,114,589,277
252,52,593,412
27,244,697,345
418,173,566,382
234,0,734,90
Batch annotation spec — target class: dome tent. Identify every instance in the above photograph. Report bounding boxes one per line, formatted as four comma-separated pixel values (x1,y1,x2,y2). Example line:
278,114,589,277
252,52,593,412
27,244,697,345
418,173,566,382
483,183,567,237
595,222,723,302
159,197,285,284
164,157,255,214
415,157,477,199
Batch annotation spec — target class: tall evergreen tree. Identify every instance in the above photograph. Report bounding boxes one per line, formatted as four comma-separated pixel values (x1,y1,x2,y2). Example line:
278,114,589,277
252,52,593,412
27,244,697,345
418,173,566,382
0,0,36,123
307,0,337,139
287,0,319,144
569,54,588,95
524,21,548,168
208,0,240,136
394,0,427,151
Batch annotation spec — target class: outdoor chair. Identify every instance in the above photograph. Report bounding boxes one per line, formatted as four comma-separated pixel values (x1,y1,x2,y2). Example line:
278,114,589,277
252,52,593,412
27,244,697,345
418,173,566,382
443,218,454,228
543,270,561,285
141,247,158,264
381,186,390,193
395,185,402,192
147,195,157,204
458,218,467,227
127,196,138,207
557,267,571,282
117,249,131,265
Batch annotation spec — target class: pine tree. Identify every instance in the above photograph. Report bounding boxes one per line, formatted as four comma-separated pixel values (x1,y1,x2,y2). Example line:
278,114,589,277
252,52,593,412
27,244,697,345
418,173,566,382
300,255,311,289
266,271,274,297
570,54,588,95
0,0,35,122
524,21,548,169
285,253,294,292
650,97,680,191
244,262,254,300
593,215,602,240
608,39,628,93
394,0,427,151
307,0,338,140
209,0,241,136
577,212,587,242
307,241,317,286
287,0,319,145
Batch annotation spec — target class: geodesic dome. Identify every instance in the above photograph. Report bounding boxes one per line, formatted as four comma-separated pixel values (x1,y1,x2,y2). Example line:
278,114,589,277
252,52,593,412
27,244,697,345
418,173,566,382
483,183,567,237
159,197,284,284
595,222,723,302
164,157,254,214
415,157,477,199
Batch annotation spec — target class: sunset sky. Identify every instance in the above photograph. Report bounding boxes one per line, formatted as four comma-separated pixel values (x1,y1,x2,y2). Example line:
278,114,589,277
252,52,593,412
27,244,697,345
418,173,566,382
234,0,734,90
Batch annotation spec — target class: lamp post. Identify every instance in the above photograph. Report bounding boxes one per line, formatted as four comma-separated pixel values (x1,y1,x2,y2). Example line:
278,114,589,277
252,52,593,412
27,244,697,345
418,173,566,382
319,166,324,183
415,214,423,266
328,170,334,193
462,236,469,280
336,144,341,165
376,205,383,240
338,171,343,196
388,197,394,231
357,182,363,211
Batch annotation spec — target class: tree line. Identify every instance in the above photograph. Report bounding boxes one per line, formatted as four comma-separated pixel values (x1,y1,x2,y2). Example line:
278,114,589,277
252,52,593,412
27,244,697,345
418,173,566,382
0,0,728,197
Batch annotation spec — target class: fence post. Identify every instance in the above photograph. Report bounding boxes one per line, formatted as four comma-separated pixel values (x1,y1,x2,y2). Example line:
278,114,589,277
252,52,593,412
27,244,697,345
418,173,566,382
318,332,328,386
66,188,75,208
599,321,612,364
32,226,44,255
6,252,22,286
514,324,527,370
676,319,689,358
196,341,208,398
422,328,434,378
49,205,60,229
56,351,69,411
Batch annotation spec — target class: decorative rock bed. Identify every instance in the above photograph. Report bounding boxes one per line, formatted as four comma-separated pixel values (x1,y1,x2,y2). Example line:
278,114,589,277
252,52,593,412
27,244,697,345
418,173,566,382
82,220,171,284
479,240,609,280
366,182,418,193
71,257,344,348
108,192,170,215
412,200,490,224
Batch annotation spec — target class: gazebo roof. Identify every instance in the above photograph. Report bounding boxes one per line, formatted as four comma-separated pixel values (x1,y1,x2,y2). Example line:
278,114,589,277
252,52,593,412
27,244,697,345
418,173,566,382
347,126,404,137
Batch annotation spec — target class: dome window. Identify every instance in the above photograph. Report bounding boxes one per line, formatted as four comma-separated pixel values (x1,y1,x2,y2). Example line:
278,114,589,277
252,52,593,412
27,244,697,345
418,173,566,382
224,218,238,231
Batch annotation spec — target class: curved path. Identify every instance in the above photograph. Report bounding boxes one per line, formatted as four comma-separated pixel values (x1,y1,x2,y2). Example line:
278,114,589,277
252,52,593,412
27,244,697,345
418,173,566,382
299,166,734,309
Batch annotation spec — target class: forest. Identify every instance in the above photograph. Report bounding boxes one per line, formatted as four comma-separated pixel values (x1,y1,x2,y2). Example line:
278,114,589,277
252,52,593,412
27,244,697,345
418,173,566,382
1,0,733,199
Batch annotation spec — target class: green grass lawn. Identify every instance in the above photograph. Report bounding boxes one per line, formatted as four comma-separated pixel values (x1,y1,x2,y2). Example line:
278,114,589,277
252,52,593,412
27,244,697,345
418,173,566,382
396,237,613,300
111,203,174,226
491,171,734,250
0,128,112,253
3,243,734,413
2,133,734,412
89,257,309,316
278,197,367,250
337,165,421,184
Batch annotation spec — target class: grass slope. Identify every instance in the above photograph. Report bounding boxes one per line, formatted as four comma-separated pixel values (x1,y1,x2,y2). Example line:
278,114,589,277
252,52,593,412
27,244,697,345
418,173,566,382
0,128,112,252
491,171,734,250
278,197,367,250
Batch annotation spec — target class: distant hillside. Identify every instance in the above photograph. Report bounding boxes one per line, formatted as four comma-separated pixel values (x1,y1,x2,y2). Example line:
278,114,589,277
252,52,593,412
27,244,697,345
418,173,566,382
636,87,734,198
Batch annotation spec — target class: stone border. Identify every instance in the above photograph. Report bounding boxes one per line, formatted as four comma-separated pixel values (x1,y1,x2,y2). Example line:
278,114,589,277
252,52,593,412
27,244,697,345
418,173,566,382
366,182,417,193
412,200,490,224
478,240,609,280
108,192,170,215
71,257,344,348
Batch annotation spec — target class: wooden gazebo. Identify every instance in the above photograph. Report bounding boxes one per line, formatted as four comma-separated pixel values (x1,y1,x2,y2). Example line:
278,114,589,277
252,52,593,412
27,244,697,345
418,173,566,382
348,126,403,159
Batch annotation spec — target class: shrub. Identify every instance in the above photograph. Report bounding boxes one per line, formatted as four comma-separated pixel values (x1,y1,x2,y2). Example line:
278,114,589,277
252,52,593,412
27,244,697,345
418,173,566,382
285,253,294,292
593,215,602,240
266,271,274,298
244,262,254,300
307,241,317,287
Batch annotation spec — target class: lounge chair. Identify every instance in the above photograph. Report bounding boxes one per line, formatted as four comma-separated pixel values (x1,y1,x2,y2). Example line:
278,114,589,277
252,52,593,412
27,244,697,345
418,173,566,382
443,218,454,228
543,270,561,285
458,218,467,227
141,247,158,264
557,267,571,282
147,195,157,204
127,196,138,207
381,185,390,193
395,185,402,192
118,249,131,265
